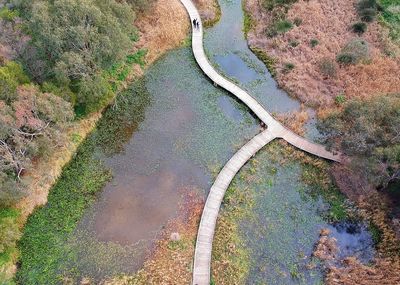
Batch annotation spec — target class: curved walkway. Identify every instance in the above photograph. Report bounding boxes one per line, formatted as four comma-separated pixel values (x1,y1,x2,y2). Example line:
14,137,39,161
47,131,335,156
192,129,274,284
178,0,343,284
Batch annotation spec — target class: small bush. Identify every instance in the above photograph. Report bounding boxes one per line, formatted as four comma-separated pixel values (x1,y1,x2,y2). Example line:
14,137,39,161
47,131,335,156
283,62,295,73
289,40,299,47
357,0,377,22
352,22,367,34
357,0,376,11
360,8,377,22
0,174,26,208
0,7,19,21
293,17,302,26
336,39,369,65
335,94,346,105
336,53,356,64
318,58,337,78
262,0,298,11
276,20,293,33
310,39,319,48
265,20,293,37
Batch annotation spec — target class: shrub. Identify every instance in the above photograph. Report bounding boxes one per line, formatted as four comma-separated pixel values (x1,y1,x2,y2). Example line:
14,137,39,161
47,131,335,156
0,7,19,21
352,22,367,34
357,0,376,11
335,93,346,105
318,58,337,78
336,53,356,64
276,19,293,33
336,39,369,65
266,19,293,37
310,39,319,48
0,174,25,208
76,74,113,116
357,0,377,22
360,8,377,22
293,17,302,26
283,62,295,73
289,40,299,47
262,0,298,11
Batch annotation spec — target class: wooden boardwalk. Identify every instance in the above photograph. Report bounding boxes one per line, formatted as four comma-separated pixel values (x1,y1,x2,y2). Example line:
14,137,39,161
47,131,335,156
192,130,274,284
178,0,342,284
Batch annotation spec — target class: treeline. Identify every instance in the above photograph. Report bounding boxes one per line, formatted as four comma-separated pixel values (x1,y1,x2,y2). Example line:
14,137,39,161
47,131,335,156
0,0,154,275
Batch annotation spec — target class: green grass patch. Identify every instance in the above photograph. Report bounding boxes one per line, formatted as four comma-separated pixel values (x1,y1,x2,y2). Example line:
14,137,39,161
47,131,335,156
266,19,293,37
126,49,147,67
378,0,400,44
212,183,252,284
0,208,21,268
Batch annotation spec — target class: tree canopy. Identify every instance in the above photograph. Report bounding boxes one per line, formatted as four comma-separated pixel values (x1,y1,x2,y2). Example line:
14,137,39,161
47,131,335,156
0,62,74,208
19,0,136,113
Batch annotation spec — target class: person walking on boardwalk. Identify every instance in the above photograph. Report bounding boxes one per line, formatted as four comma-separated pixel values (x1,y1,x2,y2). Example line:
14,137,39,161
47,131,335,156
196,20,200,29
192,18,196,28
